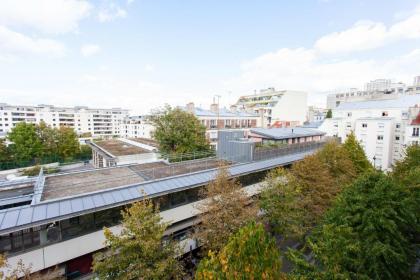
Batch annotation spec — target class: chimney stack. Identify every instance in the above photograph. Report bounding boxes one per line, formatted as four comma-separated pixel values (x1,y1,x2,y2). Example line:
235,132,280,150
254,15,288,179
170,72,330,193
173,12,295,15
210,103,219,113
186,102,195,114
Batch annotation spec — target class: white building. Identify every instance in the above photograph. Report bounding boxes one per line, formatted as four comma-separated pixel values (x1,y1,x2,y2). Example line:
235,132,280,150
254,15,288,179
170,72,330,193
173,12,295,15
235,88,308,128
307,106,328,123
320,95,420,170
120,115,154,139
0,103,129,138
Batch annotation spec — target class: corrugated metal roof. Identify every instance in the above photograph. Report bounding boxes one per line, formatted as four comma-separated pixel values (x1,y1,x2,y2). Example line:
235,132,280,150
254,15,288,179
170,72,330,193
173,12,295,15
336,95,420,110
0,151,315,234
250,127,325,140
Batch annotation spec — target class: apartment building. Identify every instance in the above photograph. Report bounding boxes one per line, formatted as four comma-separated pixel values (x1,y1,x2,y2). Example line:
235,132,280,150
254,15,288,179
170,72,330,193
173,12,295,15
235,88,308,128
319,95,420,170
184,102,259,149
119,115,154,139
0,103,129,138
307,106,328,123
326,76,420,109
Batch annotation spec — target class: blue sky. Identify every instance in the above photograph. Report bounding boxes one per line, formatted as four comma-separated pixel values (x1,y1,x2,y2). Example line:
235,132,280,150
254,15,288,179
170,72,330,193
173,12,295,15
0,0,420,114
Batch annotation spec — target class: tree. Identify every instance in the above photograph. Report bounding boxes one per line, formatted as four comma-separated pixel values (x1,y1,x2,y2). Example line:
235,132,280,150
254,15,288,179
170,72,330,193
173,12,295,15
392,144,420,186
7,122,42,162
150,106,210,156
260,151,349,239
342,131,373,174
36,121,59,159
290,172,417,280
325,109,332,118
57,126,80,160
93,198,184,279
316,140,357,186
196,222,283,280
194,167,257,253
0,138,9,162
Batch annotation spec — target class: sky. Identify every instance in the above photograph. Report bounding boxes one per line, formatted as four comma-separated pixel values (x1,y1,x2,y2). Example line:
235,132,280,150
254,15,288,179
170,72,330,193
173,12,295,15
0,0,420,114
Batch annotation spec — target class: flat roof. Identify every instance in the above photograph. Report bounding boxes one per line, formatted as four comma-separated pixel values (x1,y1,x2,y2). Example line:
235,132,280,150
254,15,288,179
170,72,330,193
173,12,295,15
0,150,315,234
250,127,325,140
94,139,149,156
128,137,159,148
336,95,420,110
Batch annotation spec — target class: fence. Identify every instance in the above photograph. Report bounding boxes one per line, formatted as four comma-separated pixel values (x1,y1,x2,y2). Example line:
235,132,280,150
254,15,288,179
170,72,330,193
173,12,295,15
0,154,92,171
252,141,326,162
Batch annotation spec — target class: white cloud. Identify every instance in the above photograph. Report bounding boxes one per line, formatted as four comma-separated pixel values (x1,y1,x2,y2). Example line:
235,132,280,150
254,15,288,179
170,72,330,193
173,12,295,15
315,7,420,54
0,25,66,57
81,44,101,57
0,0,92,34
145,64,155,72
97,5,127,22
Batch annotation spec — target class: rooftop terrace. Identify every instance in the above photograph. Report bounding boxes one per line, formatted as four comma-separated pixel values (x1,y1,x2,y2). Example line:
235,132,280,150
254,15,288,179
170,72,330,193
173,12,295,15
94,139,149,156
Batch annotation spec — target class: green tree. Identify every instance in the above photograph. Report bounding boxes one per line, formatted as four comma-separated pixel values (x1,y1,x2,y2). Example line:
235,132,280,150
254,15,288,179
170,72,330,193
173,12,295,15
0,138,9,162
7,122,42,162
92,198,184,280
36,121,59,159
150,106,210,156
57,126,80,160
316,140,357,186
325,109,332,118
196,222,283,280
194,167,257,253
290,172,417,280
342,131,373,174
392,144,420,186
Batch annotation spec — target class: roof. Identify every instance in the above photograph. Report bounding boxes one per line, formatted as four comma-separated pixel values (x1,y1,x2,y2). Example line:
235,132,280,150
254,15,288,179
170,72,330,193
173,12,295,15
181,106,258,118
301,121,324,128
411,112,420,125
336,95,420,110
93,139,149,156
0,150,314,234
250,127,325,140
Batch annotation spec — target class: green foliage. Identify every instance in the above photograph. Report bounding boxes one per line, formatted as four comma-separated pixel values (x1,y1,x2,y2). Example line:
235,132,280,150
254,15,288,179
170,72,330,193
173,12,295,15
57,126,80,160
8,122,43,162
290,172,417,280
21,165,42,176
342,131,373,174
92,198,184,280
195,222,282,280
194,167,257,253
325,109,332,118
0,139,10,162
392,144,420,187
260,142,359,239
150,105,210,156
78,145,92,160
2,122,89,170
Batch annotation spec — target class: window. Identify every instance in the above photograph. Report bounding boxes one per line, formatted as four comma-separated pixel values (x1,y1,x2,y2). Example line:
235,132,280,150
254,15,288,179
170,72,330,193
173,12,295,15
395,136,400,141
377,135,384,140
347,112,352,117
413,127,420,137
362,123,367,128
382,111,388,116
396,124,400,129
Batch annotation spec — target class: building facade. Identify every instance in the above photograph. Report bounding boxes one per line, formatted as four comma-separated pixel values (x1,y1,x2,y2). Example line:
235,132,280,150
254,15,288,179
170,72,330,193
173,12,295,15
119,115,154,139
235,88,308,128
184,103,259,149
0,103,129,138
326,76,420,110
319,95,420,170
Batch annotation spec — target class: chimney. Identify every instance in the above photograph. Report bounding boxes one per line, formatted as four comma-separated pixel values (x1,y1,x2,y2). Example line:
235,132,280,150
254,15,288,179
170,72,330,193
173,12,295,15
210,103,219,113
230,105,237,112
186,102,195,114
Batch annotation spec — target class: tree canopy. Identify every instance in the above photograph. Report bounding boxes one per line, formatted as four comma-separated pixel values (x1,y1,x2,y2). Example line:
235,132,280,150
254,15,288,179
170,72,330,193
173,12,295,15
342,131,373,174
195,222,282,280
150,106,210,156
194,167,257,253
93,198,184,280
7,122,43,162
325,109,332,118
290,172,418,280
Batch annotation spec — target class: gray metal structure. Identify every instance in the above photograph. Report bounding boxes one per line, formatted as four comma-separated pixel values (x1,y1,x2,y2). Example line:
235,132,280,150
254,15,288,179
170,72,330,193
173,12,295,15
0,149,317,234
217,130,254,162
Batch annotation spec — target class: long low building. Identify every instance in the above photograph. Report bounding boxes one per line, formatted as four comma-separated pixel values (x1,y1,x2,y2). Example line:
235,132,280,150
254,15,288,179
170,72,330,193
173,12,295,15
0,140,324,278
